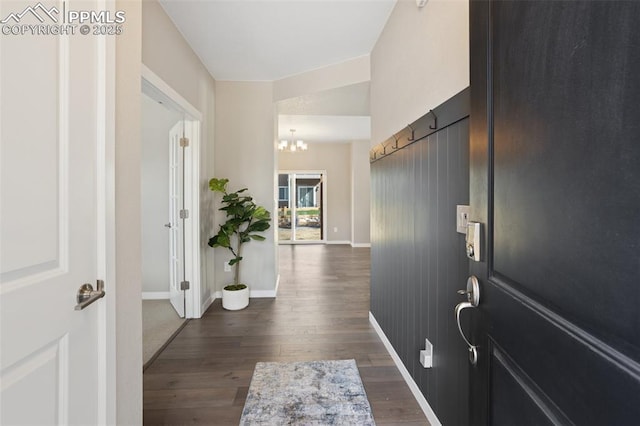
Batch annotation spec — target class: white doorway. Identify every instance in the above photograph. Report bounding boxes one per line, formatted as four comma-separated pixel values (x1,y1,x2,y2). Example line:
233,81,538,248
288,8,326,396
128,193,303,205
140,67,201,320
278,171,327,244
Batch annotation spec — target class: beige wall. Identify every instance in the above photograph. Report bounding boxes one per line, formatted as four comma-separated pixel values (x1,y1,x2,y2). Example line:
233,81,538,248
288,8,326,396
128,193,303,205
116,0,142,423
214,81,278,292
273,56,370,102
142,0,217,309
279,143,352,243
351,140,371,245
371,0,469,145
142,1,213,110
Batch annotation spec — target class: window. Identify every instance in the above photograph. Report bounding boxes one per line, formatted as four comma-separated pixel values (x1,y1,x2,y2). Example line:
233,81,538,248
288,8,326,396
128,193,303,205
298,186,316,208
279,186,289,202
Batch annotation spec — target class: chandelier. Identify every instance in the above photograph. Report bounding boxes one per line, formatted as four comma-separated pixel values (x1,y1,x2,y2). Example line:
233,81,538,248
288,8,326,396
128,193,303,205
278,129,308,152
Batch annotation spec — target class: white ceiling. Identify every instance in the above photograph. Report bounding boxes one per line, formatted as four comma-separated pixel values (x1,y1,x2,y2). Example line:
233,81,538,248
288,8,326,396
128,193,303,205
159,0,394,143
159,0,396,82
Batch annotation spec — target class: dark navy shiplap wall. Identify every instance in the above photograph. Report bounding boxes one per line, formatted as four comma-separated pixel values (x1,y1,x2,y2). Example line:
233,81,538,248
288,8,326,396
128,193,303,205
370,92,470,425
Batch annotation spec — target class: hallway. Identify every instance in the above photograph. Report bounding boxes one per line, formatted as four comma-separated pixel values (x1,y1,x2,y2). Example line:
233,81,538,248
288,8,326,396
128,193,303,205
143,245,427,425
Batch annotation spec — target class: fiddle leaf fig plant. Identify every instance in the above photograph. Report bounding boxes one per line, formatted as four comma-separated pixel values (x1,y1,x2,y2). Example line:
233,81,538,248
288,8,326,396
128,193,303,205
208,178,271,288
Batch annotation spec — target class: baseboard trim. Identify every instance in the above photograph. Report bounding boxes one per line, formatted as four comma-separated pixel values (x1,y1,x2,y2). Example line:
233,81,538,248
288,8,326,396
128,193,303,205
142,292,170,300
326,240,351,245
214,289,277,298
250,288,277,298
214,276,280,300
369,312,442,426
279,240,324,245
201,292,215,314
351,243,371,248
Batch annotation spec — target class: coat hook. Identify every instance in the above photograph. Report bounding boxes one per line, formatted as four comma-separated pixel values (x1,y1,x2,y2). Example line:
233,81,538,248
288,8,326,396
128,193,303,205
392,134,399,149
429,109,438,130
382,143,387,155
407,124,415,141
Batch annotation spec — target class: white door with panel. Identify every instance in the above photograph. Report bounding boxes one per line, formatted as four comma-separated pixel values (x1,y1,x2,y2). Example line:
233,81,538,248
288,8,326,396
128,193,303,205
168,121,185,317
0,0,113,424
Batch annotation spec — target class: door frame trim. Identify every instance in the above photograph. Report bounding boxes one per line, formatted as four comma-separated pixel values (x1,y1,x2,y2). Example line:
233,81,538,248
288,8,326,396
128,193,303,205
277,170,327,244
140,64,203,318
98,1,116,421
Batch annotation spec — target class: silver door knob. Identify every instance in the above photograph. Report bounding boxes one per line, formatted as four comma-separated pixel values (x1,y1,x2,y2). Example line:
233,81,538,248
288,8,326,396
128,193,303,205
75,280,105,310
455,276,480,365
164,223,172,228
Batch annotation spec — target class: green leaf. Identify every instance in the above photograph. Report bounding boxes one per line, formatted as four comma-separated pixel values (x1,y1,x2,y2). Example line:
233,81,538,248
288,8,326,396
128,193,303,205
223,193,239,202
252,206,271,220
228,205,244,217
228,256,243,266
247,221,271,233
209,178,228,193
216,232,230,248
250,235,266,241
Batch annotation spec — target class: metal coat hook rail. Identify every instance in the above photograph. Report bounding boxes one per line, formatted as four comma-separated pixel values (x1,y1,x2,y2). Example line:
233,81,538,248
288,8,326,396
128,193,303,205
429,109,438,130
369,88,470,164
407,123,415,141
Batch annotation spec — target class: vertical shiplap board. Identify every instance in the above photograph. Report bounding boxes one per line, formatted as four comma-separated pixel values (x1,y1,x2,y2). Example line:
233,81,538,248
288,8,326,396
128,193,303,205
370,116,470,425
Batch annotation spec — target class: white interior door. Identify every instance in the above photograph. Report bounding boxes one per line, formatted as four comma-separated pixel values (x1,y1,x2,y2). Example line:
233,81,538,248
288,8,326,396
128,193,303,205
0,0,112,424
168,121,185,317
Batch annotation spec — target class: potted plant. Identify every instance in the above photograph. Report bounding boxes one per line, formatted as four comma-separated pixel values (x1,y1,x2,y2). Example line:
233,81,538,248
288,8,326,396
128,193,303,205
208,178,271,310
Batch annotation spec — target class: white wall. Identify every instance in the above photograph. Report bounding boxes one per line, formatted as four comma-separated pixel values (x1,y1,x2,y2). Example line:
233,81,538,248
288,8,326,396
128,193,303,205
371,0,469,145
142,0,217,310
279,143,352,242
274,56,370,102
214,81,278,293
115,0,142,423
351,140,371,246
141,94,181,293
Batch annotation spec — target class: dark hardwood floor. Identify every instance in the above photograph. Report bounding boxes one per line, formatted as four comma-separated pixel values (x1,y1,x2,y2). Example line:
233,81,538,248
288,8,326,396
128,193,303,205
144,244,428,425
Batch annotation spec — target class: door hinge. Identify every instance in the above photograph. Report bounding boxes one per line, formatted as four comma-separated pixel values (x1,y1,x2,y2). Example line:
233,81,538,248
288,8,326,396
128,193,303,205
180,209,189,219
180,137,189,147
180,281,190,290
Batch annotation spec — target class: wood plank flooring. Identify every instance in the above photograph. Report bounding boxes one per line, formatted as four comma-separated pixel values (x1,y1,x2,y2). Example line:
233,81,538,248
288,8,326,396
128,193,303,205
143,245,428,425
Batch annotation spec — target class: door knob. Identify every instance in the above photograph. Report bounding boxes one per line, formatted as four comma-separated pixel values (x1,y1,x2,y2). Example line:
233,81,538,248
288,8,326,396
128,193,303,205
75,280,105,310
164,223,172,228
455,275,480,365
457,276,479,306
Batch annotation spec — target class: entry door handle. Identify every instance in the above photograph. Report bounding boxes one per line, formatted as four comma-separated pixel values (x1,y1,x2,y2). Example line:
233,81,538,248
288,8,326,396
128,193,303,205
75,280,105,310
455,275,480,365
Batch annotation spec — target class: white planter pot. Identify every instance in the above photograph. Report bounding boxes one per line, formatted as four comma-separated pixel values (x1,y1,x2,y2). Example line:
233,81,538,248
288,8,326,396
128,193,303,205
222,286,249,310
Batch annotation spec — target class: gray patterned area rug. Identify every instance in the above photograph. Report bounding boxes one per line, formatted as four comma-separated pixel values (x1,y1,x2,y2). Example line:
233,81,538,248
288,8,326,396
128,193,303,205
240,359,376,425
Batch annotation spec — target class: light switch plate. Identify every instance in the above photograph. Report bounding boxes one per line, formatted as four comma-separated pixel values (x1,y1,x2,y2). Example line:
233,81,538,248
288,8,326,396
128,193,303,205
456,205,470,233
